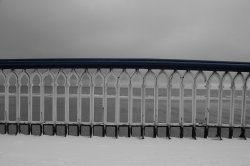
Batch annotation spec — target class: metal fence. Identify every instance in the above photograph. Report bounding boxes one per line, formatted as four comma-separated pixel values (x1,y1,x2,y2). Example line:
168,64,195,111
0,59,250,139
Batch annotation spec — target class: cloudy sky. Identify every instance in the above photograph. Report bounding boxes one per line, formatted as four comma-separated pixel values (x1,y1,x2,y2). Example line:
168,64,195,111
0,0,250,61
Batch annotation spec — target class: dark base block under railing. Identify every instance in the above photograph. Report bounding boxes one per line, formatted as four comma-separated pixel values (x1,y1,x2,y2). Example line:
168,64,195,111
1,123,249,140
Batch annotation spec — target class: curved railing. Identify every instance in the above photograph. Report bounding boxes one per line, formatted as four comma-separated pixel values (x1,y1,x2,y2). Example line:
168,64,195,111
0,59,249,139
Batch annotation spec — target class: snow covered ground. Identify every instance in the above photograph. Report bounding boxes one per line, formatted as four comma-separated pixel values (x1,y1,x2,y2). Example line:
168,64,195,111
0,135,250,166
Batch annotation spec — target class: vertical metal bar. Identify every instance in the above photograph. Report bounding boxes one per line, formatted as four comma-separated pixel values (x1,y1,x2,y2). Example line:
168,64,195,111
6,74,9,123
242,79,247,127
30,73,33,123
231,83,235,126
103,70,107,127
53,71,56,124
115,71,119,138
16,71,20,124
141,71,145,138
77,71,81,124
180,74,184,125
116,71,119,126
40,71,44,124
65,73,69,124
205,81,210,125
28,71,32,124
128,70,132,136
130,70,135,128
193,80,196,125
192,74,197,139
155,71,158,136
4,71,8,123
229,78,234,138
204,79,210,138
90,69,94,127
167,78,171,126
218,79,223,126
180,73,184,138
241,82,246,127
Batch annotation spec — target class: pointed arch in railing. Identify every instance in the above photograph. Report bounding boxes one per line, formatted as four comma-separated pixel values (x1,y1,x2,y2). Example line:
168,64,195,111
42,70,54,123
170,71,181,124
232,73,244,126
7,71,18,122
194,71,207,126
118,70,130,126
67,70,79,124
30,71,42,124
80,70,92,125
105,70,117,125
156,70,169,126
207,72,221,125
221,72,233,126
182,71,194,125
131,70,143,125
143,70,156,126
93,70,105,124
19,70,30,123
55,71,67,123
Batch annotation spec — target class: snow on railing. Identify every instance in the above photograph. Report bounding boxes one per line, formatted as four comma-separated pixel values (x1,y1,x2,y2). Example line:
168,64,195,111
0,59,249,139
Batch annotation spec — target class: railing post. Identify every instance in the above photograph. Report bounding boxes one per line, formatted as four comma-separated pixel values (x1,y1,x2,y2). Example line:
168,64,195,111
4,70,8,134
115,70,119,138
167,80,171,139
88,69,93,137
128,71,132,137
204,81,210,138
217,80,223,140
240,82,247,139
180,75,184,138
141,70,145,139
192,81,197,139
230,82,236,138
154,71,158,138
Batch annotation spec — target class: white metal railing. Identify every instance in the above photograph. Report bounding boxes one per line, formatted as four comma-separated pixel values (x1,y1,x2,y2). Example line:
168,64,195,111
0,68,250,138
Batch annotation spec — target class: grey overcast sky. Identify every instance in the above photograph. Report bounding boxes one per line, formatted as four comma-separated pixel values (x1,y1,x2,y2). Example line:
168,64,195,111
0,0,250,61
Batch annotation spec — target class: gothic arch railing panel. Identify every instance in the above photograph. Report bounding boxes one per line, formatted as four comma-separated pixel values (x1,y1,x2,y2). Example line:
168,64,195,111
31,71,42,123
207,72,221,125
19,70,30,123
143,70,156,126
170,71,181,124
232,73,244,126
42,70,54,123
131,70,143,125
67,70,79,124
221,72,233,126
182,71,194,125
118,70,130,125
105,70,117,125
93,70,105,124
7,71,18,122
156,70,168,126
194,71,207,126
80,70,92,124
55,71,67,123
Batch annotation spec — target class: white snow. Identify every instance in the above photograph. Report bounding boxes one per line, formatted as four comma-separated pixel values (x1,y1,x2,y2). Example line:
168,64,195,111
0,135,250,166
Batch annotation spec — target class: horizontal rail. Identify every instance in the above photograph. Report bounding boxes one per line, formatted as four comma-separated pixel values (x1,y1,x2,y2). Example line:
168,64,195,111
0,58,250,72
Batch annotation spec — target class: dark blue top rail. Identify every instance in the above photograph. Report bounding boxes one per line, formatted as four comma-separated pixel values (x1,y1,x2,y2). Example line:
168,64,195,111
0,58,250,72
